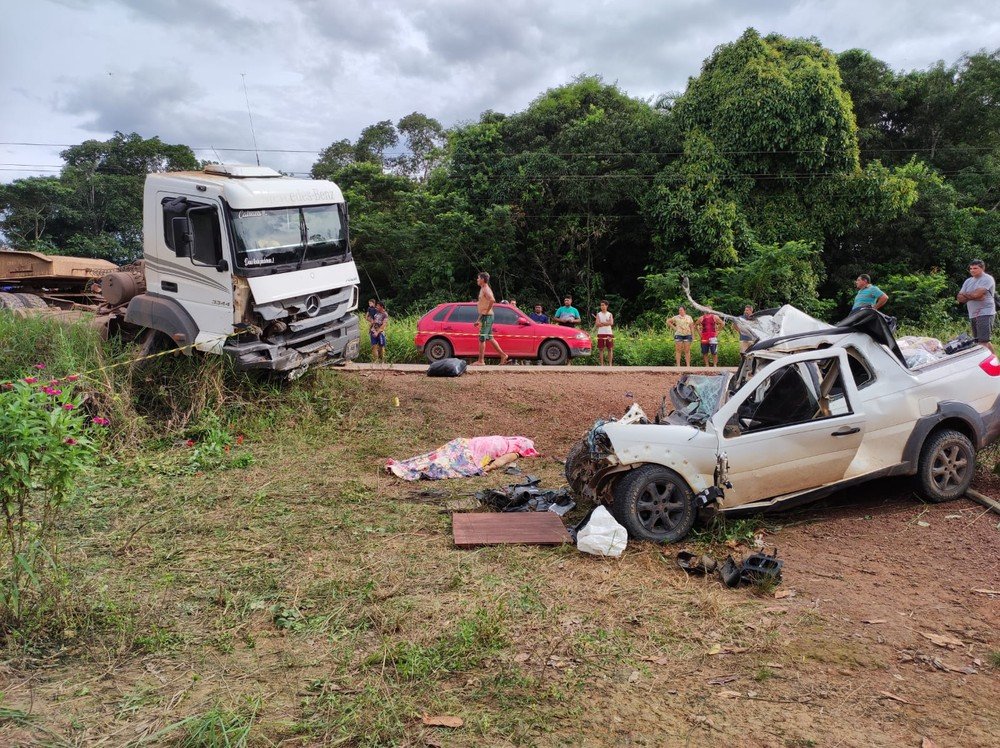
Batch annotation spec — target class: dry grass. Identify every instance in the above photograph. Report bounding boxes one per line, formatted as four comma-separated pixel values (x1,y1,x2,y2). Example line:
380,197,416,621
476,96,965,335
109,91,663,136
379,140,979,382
1,368,996,747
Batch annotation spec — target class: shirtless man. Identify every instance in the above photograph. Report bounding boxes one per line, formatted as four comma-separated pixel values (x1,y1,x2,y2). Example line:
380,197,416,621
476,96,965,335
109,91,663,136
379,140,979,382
474,272,509,365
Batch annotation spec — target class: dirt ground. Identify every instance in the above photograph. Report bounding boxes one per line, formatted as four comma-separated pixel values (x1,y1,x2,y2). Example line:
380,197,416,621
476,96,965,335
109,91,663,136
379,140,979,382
370,368,1000,746
1,367,998,747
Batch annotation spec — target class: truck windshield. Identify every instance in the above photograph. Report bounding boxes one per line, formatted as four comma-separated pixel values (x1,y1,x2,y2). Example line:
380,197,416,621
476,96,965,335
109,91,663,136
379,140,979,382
230,204,348,270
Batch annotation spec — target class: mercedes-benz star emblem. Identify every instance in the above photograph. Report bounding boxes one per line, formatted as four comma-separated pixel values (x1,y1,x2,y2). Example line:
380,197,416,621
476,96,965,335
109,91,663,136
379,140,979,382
304,295,321,317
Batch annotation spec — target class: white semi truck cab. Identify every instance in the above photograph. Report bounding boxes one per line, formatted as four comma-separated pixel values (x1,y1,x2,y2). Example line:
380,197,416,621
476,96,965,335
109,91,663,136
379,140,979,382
123,163,361,375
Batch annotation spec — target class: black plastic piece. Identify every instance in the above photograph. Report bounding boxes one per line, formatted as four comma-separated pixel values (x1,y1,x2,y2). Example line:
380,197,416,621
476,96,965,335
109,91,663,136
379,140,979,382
944,333,975,355
676,551,718,575
719,555,742,587
739,550,783,585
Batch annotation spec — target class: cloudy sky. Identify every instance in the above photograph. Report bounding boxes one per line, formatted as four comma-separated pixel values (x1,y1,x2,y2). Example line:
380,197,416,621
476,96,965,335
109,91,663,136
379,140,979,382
2,0,997,182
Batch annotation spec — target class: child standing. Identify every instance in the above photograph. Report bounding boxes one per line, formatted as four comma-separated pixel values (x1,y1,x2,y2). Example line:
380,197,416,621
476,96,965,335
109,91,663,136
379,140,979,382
370,301,389,363
595,299,615,366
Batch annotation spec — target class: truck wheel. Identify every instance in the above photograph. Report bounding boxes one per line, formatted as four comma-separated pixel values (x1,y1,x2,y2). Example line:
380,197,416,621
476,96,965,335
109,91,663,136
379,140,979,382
539,340,569,366
13,293,47,309
612,464,696,543
0,292,25,310
424,337,453,363
915,428,975,503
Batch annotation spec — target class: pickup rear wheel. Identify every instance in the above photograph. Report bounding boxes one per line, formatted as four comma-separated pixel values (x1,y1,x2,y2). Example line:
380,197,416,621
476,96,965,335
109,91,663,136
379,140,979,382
539,339,569,366
612,464,696,543
424,337,453,363
915,428,975,503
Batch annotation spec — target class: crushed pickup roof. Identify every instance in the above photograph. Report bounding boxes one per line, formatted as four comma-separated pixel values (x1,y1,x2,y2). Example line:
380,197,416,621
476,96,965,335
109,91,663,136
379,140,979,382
743,306,906,366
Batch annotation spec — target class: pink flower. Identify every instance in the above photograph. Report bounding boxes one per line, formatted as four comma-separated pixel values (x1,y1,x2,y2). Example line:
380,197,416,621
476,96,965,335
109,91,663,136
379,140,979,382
62,403,75,411
66,374,80,382
1,382,12,390
92,417,110,426
185,439,195,447
64,438,77,445
236,435,245,445
34,363,46,370
23,377,38,384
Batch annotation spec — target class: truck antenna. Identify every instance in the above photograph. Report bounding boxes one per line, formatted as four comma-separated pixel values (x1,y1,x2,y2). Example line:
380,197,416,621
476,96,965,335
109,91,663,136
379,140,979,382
241,73,261,166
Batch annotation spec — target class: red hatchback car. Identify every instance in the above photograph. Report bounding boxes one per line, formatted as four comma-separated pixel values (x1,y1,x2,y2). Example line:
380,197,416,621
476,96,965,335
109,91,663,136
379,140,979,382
414,303,593,365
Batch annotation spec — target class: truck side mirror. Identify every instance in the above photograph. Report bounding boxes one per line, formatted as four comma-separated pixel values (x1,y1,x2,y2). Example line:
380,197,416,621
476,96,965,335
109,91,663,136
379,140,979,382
171,217,192,258
216,259,229,273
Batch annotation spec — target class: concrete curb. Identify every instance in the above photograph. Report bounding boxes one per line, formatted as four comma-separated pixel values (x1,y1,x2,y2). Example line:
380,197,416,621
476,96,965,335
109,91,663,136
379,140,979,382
335,363,737,374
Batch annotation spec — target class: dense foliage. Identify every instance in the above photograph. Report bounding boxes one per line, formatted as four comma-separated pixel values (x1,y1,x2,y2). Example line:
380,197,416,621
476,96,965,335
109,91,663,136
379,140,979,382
2,30,998,324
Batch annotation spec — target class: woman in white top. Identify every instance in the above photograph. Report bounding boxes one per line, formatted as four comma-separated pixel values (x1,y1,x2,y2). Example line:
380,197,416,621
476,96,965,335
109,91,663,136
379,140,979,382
594,299,615,366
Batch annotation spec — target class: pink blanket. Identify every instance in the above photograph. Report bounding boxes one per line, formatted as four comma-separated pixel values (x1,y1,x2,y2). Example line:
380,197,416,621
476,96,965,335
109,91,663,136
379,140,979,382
386,436,539,481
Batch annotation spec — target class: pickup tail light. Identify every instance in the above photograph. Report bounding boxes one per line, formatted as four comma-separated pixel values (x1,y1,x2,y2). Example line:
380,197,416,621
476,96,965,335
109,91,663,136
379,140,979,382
979,354,1000,376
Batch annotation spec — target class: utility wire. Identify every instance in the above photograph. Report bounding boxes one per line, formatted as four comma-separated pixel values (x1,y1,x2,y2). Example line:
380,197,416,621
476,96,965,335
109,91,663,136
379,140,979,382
1,141,997,156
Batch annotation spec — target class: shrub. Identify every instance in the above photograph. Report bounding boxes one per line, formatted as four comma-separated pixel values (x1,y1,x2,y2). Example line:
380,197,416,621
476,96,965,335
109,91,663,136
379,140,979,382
0,370,106,638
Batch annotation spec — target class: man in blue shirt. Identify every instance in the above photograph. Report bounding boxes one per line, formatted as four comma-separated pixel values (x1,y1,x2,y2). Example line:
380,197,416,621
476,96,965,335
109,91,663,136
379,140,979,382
553,296,581,326
852,275,888,311
528,304,549,324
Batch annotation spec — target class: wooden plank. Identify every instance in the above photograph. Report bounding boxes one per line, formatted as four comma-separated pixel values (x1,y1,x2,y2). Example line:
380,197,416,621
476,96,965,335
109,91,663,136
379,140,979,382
452,512,569,548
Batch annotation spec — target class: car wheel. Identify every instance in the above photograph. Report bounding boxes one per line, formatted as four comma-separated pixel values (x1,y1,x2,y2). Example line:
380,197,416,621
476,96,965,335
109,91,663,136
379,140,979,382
539,339,569,366
612,464,697,543
424,337,453,363
915,428,975,503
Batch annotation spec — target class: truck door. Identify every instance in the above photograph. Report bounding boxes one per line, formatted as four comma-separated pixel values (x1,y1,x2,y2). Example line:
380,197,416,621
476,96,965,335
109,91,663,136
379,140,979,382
153,194,234,352
710,349,866,506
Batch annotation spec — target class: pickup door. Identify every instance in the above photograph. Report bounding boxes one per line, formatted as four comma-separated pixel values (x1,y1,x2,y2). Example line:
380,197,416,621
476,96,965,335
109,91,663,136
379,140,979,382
710,348,866,507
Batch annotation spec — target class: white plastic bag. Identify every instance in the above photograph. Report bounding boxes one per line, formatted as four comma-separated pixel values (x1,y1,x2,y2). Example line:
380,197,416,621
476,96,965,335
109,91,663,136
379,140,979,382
576,506,628,557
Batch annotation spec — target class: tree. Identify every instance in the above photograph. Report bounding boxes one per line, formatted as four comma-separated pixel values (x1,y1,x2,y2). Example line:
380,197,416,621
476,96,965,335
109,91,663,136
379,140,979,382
312,139,355,180
354,120,399,167
393,112,446,181
0,177,74,248
0,132,196,263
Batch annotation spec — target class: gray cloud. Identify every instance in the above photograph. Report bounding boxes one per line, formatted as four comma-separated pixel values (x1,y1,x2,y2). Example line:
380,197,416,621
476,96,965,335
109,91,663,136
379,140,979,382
3,0,998,182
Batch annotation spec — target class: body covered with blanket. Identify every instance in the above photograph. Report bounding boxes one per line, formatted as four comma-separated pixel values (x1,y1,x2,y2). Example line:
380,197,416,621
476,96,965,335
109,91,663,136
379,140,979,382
386,436,539,481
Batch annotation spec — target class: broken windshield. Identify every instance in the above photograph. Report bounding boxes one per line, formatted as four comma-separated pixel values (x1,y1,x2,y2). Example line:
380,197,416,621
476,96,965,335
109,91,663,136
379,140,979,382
669,374,728,426
230,204,349,271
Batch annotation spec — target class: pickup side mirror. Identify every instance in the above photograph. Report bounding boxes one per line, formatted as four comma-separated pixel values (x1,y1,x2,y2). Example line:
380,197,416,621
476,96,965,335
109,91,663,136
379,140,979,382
171,216,192,258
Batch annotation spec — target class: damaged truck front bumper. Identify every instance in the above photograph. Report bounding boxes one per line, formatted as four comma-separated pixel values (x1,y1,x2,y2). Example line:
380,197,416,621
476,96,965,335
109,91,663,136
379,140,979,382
224,313,360,373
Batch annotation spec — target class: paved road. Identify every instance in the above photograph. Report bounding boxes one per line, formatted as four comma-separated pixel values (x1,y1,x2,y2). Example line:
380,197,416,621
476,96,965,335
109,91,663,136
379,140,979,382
338,362,737,374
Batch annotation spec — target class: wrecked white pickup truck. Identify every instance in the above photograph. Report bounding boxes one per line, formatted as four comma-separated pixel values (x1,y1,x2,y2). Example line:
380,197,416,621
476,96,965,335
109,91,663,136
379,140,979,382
566,304,1000,543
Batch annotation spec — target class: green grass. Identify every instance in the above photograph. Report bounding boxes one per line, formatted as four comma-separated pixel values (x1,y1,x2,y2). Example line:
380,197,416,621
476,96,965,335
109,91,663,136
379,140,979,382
151,696,261,747
1,309,993,746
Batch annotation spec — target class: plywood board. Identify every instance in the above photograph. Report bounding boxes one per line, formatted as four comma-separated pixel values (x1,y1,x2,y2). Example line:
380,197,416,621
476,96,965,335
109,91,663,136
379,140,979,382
452,512,569,548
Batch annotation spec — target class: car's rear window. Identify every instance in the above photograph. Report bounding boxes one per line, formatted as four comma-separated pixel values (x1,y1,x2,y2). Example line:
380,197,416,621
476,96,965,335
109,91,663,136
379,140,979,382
448,305,479,323
432,306,451,322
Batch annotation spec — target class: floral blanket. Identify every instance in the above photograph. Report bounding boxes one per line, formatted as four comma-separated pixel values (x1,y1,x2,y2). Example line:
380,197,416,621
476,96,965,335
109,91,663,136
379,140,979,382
386,436,538,481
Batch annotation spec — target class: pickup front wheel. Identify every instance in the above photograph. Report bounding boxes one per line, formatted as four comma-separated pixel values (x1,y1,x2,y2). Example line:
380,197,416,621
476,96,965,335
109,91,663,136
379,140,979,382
915,428,975,503
612,464,697,543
